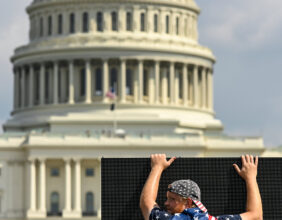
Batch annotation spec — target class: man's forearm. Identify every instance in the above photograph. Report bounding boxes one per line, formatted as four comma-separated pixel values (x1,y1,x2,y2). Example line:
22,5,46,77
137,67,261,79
140,166,163,220
241,179,263,220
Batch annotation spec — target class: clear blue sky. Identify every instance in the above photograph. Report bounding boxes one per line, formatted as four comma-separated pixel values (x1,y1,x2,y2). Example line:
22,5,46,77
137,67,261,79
1,0,282,147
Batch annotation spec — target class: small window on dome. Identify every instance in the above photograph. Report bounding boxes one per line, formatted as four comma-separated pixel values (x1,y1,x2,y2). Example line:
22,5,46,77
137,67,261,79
80,68,86,97
70,13,75,33
111,12,118,31
97,12,103,32
95,68,102,96
83,12,89,33
58,14,63,34
176,17,179,35
154,14,158,33
140,13,145,32
40,17,44,37
126,12,132,31
48,15,52,36
166,15,170,34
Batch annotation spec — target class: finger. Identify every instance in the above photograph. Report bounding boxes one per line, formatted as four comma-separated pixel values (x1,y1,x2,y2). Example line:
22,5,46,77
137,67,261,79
233,164,241,174
241,155,246,166
168,157,177,165
255,156,259,166
250,155,254,164
245,154,250,163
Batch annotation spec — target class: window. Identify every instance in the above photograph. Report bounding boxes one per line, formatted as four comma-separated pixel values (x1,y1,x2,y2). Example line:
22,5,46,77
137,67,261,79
166,15,169,34
110,68,118,93
176,17,179,35
86,168,94,177
40,17,44,37
70,13,75,33
154,14,158,33
140,13,145,32
126,12,132,31
45,71,49,101
143,70,148,96
82,12,89,33
111,12,118,31
126,69,133,95
84,192,96,216
34,72,40,105
51,168,59,177
50,192,59,214
80,68,86,97
48,15,52,36
0,166,2,176
58,14,63,34
95,68,102,96
97,12,103,32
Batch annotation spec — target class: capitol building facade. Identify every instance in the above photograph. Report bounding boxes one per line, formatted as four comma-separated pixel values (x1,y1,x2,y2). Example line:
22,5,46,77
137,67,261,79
0,0,277,219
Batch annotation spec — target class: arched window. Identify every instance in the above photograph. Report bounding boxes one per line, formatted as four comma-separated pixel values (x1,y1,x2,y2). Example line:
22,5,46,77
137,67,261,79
166,15,170,34
97,12,103,32
143,70,148,96
80,68,86,97
126,12,132,31
82,12,89,33
40,17,44,37
50,192,59,214
140,13,145,32
69,13,75,33
48,15,52,36
95,68,102,96
176,17,179,35
58,14,63,34
154,14,158,33
111,12,118,31
86,192,94,213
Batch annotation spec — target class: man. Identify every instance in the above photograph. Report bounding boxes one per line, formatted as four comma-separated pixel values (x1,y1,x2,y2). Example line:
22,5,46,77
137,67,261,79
140,154,263,220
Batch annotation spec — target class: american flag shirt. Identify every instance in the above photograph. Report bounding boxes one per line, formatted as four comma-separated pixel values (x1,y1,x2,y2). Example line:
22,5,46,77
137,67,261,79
149,207,242,220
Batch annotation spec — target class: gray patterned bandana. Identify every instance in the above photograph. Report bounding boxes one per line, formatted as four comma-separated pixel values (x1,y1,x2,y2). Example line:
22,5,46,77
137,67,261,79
167,179,201,201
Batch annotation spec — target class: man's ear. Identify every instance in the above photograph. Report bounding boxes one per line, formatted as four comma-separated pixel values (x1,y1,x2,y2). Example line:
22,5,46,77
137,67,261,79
185,198,193,208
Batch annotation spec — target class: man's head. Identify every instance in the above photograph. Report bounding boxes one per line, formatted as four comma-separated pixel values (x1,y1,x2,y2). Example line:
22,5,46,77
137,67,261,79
165,179,201,214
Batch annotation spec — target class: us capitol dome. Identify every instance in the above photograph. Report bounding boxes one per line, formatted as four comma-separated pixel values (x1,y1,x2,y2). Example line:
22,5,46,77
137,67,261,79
0,0,266,219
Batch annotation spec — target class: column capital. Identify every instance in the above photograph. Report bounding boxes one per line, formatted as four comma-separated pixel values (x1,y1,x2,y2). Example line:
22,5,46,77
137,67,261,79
28,158,37,163
64,157,72,163
38,158,46,163
73,157,81,163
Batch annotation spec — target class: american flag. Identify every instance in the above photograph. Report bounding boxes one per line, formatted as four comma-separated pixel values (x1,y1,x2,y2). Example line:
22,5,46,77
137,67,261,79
106,88,115,99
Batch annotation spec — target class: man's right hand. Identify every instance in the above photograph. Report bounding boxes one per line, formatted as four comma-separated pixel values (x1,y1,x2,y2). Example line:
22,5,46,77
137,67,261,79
233,155,258,183
150,154,176,171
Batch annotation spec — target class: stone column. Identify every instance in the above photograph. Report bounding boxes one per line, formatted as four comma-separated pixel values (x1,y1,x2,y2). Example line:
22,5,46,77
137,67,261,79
39,63,45,105
89,10,96,33
182,64,188,106
154,61,160,104
39,158,46,215
29,65,34,107
102,59,109,103
73,159,82,217
63,11,68,35
120,59,126,103
76,11,82,33
53,62,58,104
21,67,26,108
148,65,155,104
193,65,199,107
161,67,168,104
201,67,207,108
63,159,72,217
27,159,36,217
85,59,92,103
169,62,175,104
207,68,213,110
138,60,143,103
68,60,75,104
